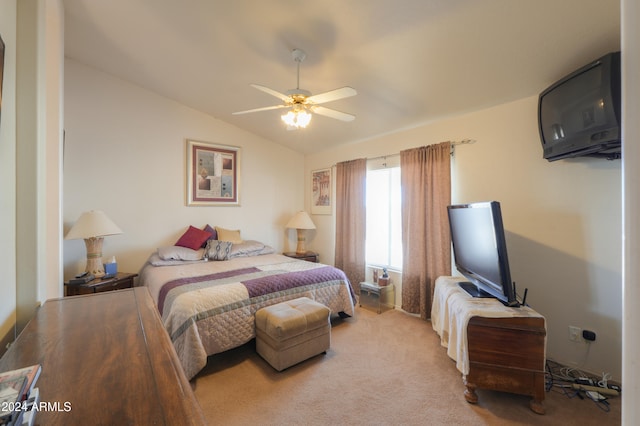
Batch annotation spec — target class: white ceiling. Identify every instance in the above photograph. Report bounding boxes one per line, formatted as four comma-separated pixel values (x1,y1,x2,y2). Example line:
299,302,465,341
62,0,620,154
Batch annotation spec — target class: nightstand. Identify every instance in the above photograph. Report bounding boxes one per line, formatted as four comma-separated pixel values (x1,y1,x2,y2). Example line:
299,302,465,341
283,251,319,263
359,281,395,313
65,272,138,296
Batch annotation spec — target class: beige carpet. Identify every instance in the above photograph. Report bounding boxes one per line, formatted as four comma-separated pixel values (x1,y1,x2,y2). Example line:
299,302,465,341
192,306,620,425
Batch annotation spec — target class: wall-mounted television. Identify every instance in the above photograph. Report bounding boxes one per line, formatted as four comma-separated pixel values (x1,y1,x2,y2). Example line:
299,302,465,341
447,201,520,307
538,51,621,162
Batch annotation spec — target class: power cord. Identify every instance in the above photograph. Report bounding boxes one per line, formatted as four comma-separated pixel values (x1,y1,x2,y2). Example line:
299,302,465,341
544,359,619,413
598,372,612,389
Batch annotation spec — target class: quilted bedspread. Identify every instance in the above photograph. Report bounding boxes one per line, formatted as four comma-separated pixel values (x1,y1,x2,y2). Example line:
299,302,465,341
139,253,356,379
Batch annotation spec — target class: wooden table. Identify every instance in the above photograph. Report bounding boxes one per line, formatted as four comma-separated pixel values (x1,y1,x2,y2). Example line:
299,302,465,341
0,288,207,425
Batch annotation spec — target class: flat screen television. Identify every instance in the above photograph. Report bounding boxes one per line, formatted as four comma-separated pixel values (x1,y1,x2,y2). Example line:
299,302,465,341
538,51,621,162
447,201,520,307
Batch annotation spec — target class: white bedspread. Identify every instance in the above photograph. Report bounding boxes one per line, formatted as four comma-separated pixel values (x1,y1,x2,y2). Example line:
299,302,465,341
431,276,545,375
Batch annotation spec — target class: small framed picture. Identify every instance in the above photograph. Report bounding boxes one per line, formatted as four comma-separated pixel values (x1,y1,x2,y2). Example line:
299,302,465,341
186,139,240,206
311,168,331,215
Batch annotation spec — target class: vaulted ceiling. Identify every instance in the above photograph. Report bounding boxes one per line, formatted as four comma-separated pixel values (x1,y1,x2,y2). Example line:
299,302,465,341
62,0,620,154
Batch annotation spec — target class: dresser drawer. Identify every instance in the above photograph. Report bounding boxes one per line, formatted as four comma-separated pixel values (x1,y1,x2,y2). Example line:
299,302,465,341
467,316,546,370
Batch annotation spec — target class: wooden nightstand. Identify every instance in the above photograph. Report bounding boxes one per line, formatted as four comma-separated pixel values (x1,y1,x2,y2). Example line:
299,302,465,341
65,272,138,296
283,251,319,263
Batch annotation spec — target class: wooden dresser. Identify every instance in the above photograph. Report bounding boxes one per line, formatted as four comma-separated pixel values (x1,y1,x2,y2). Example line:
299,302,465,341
0,288,207,425
432,276,546,414
465,315,546,414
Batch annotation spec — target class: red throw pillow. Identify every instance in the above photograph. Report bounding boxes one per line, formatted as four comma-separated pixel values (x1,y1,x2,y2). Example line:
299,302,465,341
175,226,213,250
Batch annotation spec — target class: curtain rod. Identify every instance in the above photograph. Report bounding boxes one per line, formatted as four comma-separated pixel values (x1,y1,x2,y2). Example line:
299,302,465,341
329,139,477,167
366,139,477,162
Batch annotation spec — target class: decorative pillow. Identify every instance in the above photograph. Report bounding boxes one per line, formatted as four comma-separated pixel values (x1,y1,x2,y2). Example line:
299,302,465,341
175,225,213,250
215,227,243,243
202,224,218,248
158,246,205,261
205,240,233,261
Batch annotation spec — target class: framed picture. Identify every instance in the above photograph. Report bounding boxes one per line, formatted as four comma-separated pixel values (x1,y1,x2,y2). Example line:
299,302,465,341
186,139,240,206
311,168,331,215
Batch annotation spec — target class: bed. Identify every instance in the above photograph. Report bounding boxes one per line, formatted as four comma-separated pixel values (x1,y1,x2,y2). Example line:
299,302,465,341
138,240,356,379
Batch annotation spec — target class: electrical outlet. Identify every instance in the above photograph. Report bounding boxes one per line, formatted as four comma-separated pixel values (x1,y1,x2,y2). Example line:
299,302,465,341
582,329,596,342
569,326,582,342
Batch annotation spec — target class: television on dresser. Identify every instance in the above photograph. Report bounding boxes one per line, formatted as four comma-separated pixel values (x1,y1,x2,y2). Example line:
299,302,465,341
538,51,621,162
447,201,520,307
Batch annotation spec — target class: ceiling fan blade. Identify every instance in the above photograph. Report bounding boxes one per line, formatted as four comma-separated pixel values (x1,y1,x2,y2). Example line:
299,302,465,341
312,106,355,122
306,86,357,104
233,104,289,115
250,84,290,102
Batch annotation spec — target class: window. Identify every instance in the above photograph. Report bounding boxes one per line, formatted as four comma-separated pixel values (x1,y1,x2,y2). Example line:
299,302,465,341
365,161,402,270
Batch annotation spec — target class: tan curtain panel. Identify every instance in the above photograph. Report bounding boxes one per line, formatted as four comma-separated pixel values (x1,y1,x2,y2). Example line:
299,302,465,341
334,158,367,292
400,142,452,319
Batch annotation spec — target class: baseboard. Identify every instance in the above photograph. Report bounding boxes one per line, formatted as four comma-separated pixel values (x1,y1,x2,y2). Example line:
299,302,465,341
0,325,15,358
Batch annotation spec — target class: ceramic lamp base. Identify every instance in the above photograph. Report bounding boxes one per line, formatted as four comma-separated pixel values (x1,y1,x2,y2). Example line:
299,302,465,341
295,229,307,254
84,236,105,277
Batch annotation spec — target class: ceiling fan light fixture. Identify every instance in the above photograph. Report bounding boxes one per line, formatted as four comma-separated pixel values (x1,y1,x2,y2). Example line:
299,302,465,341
234,48,356,127
281,109,312,129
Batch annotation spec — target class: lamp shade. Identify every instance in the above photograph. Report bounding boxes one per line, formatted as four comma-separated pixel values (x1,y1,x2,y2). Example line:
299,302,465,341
65,210,123,240
286,211,316,230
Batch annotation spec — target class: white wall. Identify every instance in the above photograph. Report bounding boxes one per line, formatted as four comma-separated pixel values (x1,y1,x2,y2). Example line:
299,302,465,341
0,0,18,346
453,98,621,380
63,60,305,279
306,96,622,379
40,0,64,302
622,0,640,421
0,0,64,340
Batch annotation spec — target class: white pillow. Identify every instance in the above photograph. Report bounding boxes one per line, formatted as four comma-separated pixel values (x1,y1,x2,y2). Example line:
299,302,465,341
228,240,275,258
157,246,205,261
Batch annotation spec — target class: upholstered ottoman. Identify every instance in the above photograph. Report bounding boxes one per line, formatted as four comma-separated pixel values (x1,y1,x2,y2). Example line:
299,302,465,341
255,297,331,371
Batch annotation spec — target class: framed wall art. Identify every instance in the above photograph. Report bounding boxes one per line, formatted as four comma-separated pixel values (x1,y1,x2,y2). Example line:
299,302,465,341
311,168,331,215
186,139,240,206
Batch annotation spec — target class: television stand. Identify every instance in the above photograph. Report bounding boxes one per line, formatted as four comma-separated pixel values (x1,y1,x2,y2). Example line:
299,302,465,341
432,276,546,414
458,281,494,298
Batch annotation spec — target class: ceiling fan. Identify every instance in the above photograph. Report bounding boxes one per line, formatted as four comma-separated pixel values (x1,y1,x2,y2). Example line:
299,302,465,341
233,49,357,129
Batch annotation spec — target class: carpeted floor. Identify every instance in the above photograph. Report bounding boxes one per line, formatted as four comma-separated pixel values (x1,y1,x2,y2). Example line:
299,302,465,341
192,306,620,425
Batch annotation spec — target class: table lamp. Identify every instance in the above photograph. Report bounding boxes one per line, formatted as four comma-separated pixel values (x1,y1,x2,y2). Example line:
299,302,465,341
286,211,316,254
65,210,123,277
